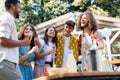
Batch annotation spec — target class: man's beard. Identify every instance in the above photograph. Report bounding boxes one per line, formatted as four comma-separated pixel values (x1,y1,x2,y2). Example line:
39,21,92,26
14,10,19,18
15,13,19,18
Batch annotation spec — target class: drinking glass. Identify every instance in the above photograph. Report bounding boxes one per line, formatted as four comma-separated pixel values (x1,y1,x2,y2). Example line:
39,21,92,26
34,37,39,46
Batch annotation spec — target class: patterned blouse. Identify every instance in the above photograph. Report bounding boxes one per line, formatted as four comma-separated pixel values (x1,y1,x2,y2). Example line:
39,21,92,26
55,32,79,67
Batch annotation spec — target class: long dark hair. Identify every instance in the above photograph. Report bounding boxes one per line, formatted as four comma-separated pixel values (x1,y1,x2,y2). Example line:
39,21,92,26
18,24,38,49
78,10,98,32
43,25,57,46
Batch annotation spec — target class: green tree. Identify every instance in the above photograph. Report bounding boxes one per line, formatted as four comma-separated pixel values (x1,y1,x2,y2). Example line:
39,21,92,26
17,0,45,28
17,0,69,29
93,0,120,18
16,0,120,31
44,0,69,19
0,0,5,16
72,0,120,17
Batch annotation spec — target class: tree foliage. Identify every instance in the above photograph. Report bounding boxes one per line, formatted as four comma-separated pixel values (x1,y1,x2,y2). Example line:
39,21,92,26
44,0,69,19
15,0,120,30
72,0,120,17
0,0,5,16
1,0,120,29
17,0,69,29
18,0,45,28
93,0,120,18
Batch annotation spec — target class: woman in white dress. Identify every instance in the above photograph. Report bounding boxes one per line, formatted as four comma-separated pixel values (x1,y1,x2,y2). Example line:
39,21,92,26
78,10,104,72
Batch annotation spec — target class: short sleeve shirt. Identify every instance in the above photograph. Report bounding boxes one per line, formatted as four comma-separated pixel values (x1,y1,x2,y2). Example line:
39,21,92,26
0,12,19,64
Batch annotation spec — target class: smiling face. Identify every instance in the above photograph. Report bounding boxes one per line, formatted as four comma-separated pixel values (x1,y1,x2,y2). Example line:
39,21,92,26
81,14,89,27
81,14,92,30
64,24,74,37
24,26,33,37
47,27,56,38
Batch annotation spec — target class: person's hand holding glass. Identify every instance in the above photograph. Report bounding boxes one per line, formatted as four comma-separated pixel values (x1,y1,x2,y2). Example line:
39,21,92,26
34,37,41,52
34,37,39,46
82,42,90,50
52,46,56,54
28,31,33,40
47,46,56,55
82,33,92,50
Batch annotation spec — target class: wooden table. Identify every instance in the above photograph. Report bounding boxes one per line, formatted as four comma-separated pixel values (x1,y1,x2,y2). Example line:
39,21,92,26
110,59,120,65
109,59,120,71
34,71,120,80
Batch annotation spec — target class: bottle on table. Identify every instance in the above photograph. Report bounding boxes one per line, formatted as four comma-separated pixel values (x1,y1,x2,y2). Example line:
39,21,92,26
66,50,77,72
77,56,82,72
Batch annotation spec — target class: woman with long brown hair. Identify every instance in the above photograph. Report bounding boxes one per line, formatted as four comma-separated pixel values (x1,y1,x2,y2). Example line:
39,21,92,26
18,24,40,80
34,25,57,78
78,10,104,72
